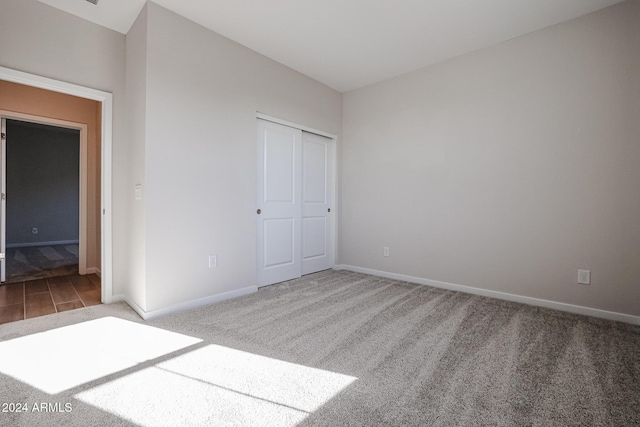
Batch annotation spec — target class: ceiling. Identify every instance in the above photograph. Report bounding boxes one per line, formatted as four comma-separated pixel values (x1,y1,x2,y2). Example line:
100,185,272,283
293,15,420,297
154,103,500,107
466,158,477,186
38,0,626,92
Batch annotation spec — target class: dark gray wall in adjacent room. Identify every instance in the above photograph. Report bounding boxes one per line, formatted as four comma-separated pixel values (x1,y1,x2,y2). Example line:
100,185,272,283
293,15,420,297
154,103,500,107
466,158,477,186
6,119,79,246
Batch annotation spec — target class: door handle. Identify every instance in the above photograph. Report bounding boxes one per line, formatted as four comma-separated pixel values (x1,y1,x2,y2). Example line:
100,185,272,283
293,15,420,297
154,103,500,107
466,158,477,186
257,209,261,215
328,208,331,213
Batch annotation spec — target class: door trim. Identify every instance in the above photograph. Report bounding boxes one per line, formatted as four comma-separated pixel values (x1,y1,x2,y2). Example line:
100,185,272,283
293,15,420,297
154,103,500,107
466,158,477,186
0,66,114,303
257,112,338,139
1,118,5,282
0,111,88,275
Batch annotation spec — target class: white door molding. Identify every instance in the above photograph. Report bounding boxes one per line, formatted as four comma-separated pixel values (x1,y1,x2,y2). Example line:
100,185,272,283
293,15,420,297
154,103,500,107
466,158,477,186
256,112,338,139
0,66,114,303
0,118,5,282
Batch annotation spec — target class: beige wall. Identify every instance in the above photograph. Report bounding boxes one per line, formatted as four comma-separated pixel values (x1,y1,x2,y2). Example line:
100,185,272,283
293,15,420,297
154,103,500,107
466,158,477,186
340,0,640,316
0,80,101,271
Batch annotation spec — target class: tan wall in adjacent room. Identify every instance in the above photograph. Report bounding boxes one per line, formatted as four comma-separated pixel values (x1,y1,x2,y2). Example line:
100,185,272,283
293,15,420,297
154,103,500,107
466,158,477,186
0,80,102,272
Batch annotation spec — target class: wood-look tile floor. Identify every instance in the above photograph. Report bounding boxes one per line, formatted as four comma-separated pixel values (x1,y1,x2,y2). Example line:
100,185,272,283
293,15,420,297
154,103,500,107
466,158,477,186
0,274,101,325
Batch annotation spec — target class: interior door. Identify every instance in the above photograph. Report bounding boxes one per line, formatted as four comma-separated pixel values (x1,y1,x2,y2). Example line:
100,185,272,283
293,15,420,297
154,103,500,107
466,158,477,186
256,119,302,287
0,118,6,282
301,131,333,275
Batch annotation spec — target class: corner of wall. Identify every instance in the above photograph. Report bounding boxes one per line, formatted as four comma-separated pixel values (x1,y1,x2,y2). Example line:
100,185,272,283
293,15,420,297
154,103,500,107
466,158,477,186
123,2,150,311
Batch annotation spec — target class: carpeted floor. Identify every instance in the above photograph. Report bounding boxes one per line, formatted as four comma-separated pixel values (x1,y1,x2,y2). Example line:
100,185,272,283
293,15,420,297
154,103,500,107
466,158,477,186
5,245,79,283
0,270,638,426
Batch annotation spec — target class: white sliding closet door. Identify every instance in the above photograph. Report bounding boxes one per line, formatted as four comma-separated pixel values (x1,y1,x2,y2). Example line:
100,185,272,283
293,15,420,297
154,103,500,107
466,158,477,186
257,120,302,287
301,131,333,275
257,119,334,287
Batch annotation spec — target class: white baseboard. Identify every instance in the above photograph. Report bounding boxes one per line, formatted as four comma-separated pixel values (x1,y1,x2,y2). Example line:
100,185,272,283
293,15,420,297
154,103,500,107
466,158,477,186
110,294,146,319
334,265,640,326
112,286,258,321
6,240,79,249
85,267,101,276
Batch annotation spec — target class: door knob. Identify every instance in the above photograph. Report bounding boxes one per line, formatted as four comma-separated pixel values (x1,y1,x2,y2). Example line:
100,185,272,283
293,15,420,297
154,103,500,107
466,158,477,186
257,209,261,214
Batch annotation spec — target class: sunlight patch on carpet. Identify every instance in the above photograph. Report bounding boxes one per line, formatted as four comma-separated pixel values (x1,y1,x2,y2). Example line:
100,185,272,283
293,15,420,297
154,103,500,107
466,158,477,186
0,317,202,394
75,344,357,426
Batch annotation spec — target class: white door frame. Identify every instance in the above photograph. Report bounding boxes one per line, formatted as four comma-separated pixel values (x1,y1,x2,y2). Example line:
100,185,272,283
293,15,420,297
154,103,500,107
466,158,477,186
0,119,5,282
0,112,88,276
256,112,338,281
0,66,114,303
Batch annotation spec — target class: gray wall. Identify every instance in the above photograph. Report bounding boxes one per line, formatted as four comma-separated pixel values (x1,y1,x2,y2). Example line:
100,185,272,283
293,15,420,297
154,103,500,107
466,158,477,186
6,120,79,246
6,0,636,319
124,3,149,310
340,0,640,317
130,3,342,312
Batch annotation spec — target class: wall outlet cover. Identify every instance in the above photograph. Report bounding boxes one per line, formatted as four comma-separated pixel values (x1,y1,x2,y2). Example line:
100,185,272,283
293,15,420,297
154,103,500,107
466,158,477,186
578,269,591,285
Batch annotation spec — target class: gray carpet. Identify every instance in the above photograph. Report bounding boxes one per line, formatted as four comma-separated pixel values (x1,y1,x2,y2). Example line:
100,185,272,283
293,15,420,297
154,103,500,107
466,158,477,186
5,244,79,283
0,270,638,426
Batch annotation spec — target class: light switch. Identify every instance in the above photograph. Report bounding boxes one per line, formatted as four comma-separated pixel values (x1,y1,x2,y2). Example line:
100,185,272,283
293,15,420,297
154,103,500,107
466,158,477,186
134,184,142,200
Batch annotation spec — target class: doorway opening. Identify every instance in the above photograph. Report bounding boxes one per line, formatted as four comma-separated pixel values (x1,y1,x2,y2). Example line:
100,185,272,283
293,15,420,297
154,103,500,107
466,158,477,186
0,112,101,323
3,119,82,283
0,66,113,325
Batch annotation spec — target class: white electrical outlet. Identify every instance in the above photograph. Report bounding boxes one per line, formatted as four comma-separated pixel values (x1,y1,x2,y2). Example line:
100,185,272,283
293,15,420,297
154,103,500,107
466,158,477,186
209,255,218,269
578,269,590,285
383,247,390,257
